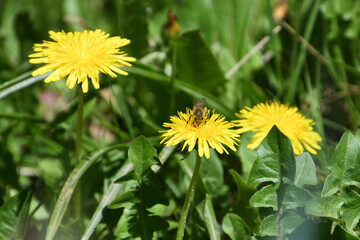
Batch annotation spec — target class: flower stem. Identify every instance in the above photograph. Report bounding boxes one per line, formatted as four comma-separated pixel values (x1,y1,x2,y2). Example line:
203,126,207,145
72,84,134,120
74,88,84,218
176,154,202,240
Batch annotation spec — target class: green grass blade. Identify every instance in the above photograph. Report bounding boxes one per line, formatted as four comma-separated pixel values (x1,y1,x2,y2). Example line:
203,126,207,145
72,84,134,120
0,72,50,99
45,144,128,240
111,82,135,139
81,145,175,240
0,71,32,91
204,195,220,240
81,161,133,240
285,0,321,103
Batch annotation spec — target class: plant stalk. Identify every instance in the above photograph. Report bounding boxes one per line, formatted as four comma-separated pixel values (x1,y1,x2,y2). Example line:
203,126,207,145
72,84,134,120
176,154,202,240
74,88,84,218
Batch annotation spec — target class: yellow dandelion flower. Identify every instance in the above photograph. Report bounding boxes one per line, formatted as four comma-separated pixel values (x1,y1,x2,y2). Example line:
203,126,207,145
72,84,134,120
160,108,240,159
234,101,322,155
29,29,136,93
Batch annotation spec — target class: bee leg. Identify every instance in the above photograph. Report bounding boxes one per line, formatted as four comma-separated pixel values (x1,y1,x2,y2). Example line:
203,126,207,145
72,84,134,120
186,115,192,125
181,151,190,160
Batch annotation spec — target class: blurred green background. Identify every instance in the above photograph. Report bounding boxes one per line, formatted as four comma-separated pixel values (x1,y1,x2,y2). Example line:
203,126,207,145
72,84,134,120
1,0,360,239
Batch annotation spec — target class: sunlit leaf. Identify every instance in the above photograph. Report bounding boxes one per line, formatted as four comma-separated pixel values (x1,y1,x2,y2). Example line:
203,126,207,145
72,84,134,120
342,189,360,230
294,153,318,187
260,211,305,237
222,213,251,240
305,196,344,219
128,135,159,183
247,126,295,188
322,131,360,197
249,185,277,210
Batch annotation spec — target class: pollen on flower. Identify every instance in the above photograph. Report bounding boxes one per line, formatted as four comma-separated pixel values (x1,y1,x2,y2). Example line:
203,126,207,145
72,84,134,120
29,29,136,93
234,101,322,155
160,108,240,159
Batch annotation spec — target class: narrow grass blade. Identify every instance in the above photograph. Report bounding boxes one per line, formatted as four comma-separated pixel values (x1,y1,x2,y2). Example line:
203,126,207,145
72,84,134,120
81,162,133,240
0,71,32,91
204,195,220,240
285,0,321,102
45,144,128,240
0,72,50,99
81,145,175,240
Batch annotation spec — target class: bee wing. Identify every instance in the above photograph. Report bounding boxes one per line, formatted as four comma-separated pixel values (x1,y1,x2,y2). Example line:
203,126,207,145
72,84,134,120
193,97,206,106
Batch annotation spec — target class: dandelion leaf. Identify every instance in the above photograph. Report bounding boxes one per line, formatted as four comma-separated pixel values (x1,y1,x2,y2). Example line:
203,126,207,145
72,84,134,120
322,131,360,197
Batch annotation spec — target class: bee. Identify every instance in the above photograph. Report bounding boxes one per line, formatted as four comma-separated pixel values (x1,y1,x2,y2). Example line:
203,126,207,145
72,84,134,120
188,98,208,126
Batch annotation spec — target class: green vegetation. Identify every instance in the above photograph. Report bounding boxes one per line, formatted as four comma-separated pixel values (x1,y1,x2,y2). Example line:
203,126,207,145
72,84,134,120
1,0,360,239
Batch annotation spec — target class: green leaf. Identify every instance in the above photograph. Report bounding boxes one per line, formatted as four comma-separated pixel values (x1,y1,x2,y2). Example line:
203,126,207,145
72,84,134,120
260,212,305,237
0,73,50,99
250,184,313,211
0,191,32,239
13,191,32,240
114,208,135,239
322,131,360,197
108,190,139,209
282,185,313,208
249,185,277,210
248,126,295,188
45,144,127,240
342,189,360,230
200,150,227,197
140,170,169,208
222,213,251,240
229,169,260,232
294,153,318,187
174,30,226,92
196,195,220,240
128,136,159,183
38,158,64,188
305,196,344,219
81,161,134,240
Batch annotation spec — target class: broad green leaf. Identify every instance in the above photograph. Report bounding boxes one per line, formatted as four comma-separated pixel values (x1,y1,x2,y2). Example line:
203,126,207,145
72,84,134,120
250,184,313,211
282,185,313,208
222,213,251,240
140,170,169,208
248,126,295,189
305,196,344,219
108,190,139,209
114,208,135,239
128,136,159,183
342,189,360,230
0,191,31,240
294,153,318,187
260,212,305,237
322,131,360,197
249,185,277,210
174,30,226,92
